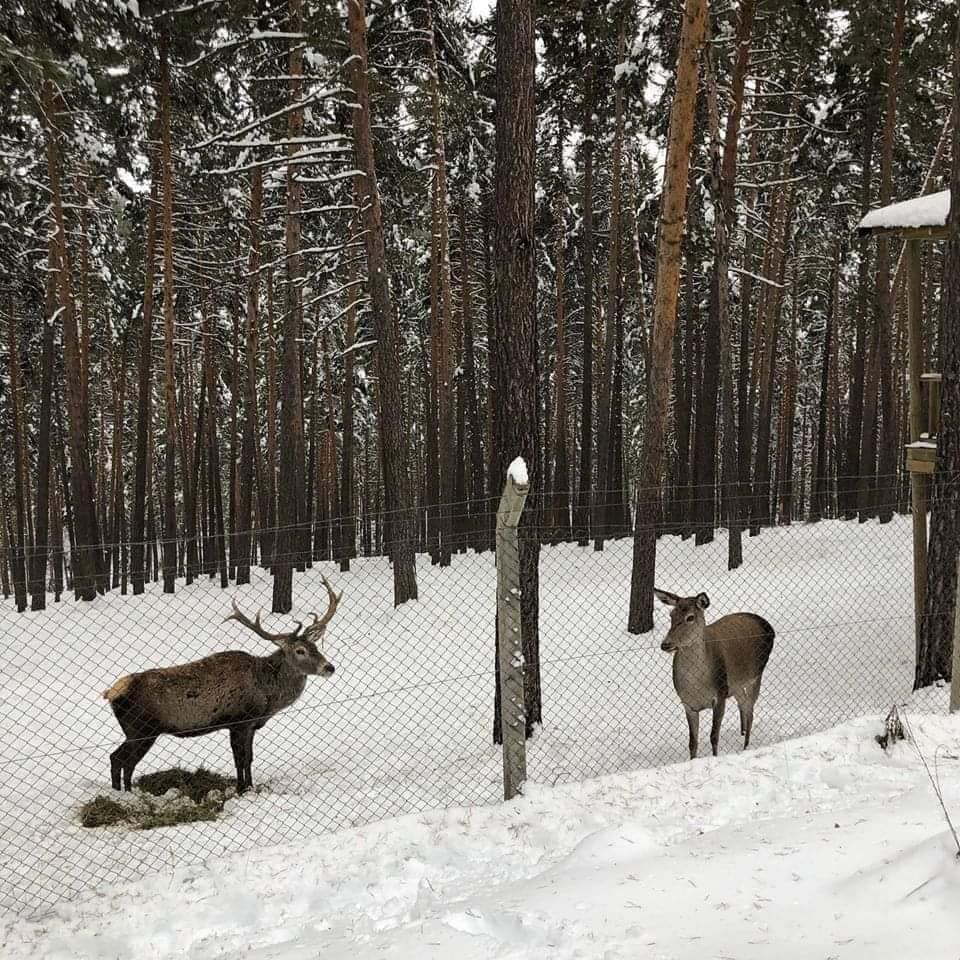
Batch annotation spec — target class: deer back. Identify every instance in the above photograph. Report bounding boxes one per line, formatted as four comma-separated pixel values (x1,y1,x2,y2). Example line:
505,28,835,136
705,613,775,690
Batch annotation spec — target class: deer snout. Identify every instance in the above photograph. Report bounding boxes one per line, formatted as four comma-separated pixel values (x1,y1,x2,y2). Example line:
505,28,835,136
322,663,335,677
660,637,677,652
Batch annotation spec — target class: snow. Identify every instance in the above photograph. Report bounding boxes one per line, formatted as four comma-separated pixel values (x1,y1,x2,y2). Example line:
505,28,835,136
613,59,638,83
469,0,493,17
4,708,959,959
858,189,950,232
507,456,528,486
0,516,945,951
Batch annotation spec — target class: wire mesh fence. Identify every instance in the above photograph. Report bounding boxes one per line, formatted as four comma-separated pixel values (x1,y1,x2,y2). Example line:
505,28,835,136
0,488,927,917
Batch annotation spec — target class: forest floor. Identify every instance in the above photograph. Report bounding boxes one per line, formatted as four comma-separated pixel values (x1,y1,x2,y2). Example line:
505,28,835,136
0,515,948,956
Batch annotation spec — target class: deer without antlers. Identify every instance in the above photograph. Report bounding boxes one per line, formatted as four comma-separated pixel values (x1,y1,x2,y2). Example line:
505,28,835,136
103,576,341,793
655,589,774,760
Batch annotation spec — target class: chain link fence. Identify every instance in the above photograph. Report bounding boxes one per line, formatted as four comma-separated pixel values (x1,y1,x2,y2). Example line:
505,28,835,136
0,491,923,917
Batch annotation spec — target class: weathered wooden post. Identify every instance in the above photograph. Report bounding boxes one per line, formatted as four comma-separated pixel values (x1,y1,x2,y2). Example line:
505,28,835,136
497,460,529,800
953,553,960,712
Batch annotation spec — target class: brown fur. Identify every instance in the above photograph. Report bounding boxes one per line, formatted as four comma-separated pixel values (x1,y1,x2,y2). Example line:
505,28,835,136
103,675,134,701
704,613,774,694
105,593,338,793
655,589,774,759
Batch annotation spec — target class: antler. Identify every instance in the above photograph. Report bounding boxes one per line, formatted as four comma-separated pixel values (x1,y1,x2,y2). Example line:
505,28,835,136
225,599,303,644
307,575,342,634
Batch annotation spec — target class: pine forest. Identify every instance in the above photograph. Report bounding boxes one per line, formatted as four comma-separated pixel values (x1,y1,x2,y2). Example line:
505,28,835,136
1,0,958,688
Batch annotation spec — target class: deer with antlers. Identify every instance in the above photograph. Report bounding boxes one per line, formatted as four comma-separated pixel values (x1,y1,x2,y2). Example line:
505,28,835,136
103,577,341,793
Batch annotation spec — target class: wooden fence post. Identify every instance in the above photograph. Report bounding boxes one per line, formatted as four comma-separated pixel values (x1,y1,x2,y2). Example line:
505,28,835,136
497,464,529,800
952,551,960,712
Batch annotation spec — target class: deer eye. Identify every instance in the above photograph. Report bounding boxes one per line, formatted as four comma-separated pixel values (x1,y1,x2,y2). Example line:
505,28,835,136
295,647,307,657
685,615,695,623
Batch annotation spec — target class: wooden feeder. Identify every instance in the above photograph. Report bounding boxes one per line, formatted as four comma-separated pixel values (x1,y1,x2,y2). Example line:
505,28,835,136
904,373,941,475
857,189,952,674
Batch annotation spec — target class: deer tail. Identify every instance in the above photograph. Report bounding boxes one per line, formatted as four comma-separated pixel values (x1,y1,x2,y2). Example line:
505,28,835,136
103,675,134,702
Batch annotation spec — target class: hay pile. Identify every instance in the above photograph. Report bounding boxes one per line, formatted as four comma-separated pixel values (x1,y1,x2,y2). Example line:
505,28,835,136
80,768,237,829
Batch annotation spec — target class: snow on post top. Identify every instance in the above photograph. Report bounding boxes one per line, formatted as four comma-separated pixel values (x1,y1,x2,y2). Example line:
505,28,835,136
507,457,529,487
858,189,950,233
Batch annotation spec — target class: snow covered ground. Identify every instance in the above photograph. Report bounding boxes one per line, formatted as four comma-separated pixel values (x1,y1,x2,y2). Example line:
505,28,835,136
3,705,958,959
0,517,923,925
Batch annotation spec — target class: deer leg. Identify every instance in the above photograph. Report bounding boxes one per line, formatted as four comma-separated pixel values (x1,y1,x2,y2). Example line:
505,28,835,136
685,706,700,759
710,698,726,757
110,743,127,791
229,727,246,792
122,736,157,791
242,726,256,791
740,701,755,749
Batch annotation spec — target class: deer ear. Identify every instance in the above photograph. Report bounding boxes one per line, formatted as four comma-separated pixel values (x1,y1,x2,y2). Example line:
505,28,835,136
695,592,710,610
653,589,679,606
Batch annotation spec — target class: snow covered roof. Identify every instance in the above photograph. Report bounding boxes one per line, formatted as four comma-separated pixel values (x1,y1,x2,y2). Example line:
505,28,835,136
857,189,952,237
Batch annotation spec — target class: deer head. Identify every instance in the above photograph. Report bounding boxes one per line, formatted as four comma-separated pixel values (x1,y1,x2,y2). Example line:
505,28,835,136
654,588,710,652
225,576,341,677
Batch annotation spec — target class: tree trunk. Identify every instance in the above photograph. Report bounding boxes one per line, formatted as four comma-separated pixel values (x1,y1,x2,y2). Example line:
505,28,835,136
812,237,841,522
703,0,754,561
322,332,341,564
186,342,205,581
308,342,322,559
7,309,28,612
736,120,761,549
671,202,698,536
842,107,878,518
159,35,178,594
426,0,455,567
264,270,278,567
228,286,240,576
43,79,103,600
609,302,629,536
751,187,796,533
204,313,228,589
483,209,496,552
459,191,486,549
338,212,359,572
131,163,159,596
550,118,572,544
705,10,749,569
594,27,625,552
575,31,596,548
30,251,58,609
0,482,10,601
347,0,418,604
875,0,906,524
857,316,881,521
54,394,75,592
628,0,708,634
236,167,263,585
777,284,799,523
424,227,440,562
491,0,541,742
273,0,308,614
109,334,129,590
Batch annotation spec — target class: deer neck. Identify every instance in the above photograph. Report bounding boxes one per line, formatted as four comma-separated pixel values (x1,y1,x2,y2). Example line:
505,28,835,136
261,649,308,711
672,630,717,703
